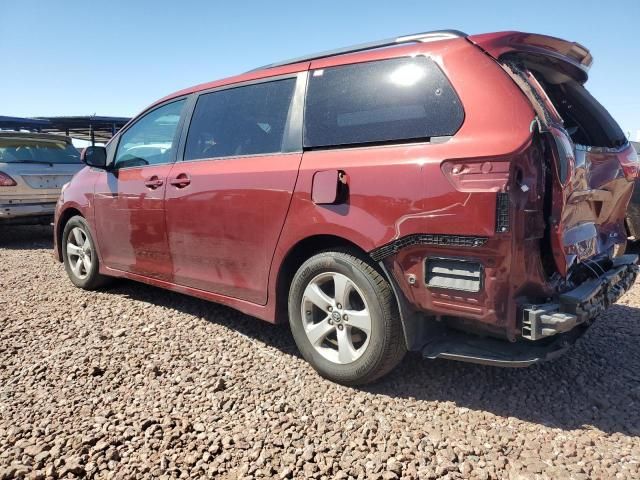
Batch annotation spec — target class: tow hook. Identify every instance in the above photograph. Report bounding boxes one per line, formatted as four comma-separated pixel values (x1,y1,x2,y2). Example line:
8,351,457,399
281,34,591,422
522,305,579,341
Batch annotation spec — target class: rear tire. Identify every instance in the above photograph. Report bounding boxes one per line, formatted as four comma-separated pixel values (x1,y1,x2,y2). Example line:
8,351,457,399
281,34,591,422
288,251,406,385
61,216,110,290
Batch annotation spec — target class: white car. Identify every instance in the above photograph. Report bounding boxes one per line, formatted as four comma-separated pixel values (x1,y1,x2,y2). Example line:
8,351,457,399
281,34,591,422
0,132,83,225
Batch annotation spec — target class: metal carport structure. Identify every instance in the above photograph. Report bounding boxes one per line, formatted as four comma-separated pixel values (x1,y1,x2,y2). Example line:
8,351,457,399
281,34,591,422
0,115,130,144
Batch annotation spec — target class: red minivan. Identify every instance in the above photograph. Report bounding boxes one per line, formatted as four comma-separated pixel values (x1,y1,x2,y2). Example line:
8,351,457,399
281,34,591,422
54,30,638,385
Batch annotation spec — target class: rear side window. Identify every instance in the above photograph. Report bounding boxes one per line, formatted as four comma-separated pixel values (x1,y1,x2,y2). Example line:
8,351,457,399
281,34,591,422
304,56,463,149
185,78,296,161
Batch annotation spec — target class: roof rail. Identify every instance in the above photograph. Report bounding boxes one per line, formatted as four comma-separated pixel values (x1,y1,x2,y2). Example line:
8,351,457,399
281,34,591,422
249,29,468,72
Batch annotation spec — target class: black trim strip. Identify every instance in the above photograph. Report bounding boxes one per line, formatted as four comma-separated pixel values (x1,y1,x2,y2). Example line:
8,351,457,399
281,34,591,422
303,136,432,152
495,192,510,233
369,233,488,262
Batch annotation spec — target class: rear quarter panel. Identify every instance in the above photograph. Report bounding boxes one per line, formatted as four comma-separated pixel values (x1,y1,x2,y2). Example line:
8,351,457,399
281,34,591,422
270,39,535,330
271,38,535,279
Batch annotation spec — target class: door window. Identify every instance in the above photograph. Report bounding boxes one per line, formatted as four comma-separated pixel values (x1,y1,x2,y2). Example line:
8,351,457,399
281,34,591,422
184,78,296,161
304,56,464,148
114,99,186,169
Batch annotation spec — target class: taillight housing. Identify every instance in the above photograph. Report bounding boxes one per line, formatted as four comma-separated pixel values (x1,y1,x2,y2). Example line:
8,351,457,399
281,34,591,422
0,172,17,187
548,126,575,185
619,146,639,181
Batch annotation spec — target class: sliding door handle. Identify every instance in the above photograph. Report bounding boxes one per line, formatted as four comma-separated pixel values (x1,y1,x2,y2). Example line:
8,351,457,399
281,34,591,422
169,173,191,188
144,176,164,189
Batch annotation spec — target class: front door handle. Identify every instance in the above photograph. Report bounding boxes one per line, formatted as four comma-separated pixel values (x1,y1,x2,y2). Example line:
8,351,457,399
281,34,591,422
169,173,191,188
144,176,164,189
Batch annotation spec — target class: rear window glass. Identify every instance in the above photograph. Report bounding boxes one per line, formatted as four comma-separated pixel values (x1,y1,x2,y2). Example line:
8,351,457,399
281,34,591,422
0,138,80,164
185,78,296,161
304,56,464,148
502,58,626,149
537,77,626,148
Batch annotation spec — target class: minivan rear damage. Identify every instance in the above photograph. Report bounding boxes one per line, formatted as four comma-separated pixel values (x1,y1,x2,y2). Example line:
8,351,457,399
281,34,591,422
390,33,639,365
422,32,639,362
494,51,635,274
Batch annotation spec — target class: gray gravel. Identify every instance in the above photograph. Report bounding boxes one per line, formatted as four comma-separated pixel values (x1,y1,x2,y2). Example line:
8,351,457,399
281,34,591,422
1,225,639,479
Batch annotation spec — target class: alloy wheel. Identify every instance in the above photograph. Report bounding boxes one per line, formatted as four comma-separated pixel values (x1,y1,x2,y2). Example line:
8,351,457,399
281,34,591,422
300,272,372,364
66,227,92,280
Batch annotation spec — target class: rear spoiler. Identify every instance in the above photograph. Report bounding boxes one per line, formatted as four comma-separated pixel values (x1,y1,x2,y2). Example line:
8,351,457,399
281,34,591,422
468,31,592,83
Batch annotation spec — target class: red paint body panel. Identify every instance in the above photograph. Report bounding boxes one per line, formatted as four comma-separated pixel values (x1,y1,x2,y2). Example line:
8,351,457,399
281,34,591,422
468,31,592,82
163,153,302,304
53,167,99,261
93,166,175,279
276,39,533,247
53,31,636,342
384,141,552,333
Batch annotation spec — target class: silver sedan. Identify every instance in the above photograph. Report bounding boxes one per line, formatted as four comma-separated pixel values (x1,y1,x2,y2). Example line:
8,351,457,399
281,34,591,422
0,132,83,225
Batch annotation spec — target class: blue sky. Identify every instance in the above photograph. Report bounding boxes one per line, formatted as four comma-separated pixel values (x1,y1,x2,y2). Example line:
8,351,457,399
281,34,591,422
1,0,638,139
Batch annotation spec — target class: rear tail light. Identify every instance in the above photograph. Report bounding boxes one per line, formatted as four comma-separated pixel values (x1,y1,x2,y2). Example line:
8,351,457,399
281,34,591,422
549,127,575,185
0,172,17,187
619,146,639,181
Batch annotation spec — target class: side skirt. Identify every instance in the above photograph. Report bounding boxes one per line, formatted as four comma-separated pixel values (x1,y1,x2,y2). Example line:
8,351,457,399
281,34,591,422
100,265,276,323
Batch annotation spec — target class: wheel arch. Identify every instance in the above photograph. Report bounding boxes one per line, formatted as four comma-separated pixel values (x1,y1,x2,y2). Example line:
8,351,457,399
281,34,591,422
274,235,372,322
273,233,426,352
56,207,83,262
273,234,403,324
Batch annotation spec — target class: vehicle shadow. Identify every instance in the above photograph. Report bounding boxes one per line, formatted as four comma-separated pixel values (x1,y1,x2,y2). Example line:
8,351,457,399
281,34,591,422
109,278,640,436
369,302,640,437
0,225,53,250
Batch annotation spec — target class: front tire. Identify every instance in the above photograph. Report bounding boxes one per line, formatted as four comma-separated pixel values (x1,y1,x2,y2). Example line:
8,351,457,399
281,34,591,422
61,216,109,290
288,251,406,385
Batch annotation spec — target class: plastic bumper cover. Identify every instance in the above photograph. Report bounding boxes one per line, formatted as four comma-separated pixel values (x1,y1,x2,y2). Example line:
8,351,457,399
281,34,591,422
0,203,56,225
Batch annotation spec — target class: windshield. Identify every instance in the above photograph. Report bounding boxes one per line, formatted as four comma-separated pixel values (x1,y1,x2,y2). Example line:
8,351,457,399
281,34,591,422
0,138,81,164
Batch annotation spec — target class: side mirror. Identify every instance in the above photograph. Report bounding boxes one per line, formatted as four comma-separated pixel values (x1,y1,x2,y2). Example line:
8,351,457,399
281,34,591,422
81,146,108,169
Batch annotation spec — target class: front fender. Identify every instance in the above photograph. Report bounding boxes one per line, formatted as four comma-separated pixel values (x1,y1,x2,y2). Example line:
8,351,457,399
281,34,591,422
53,167,99,262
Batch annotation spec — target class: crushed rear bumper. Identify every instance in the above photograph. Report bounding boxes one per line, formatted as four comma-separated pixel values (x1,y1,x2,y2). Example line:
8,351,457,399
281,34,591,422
521,254,638,341
420,254,638,367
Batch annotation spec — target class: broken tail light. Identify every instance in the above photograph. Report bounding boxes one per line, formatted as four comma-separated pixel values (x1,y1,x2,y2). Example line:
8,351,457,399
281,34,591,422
0,172,17,187
548,126,576,185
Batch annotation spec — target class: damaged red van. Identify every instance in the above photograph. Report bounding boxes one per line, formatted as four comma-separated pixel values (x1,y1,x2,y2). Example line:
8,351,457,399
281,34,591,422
54,30,638,385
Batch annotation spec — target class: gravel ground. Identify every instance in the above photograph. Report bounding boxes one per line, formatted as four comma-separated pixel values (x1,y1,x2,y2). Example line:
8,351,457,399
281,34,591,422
1,225,639,480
